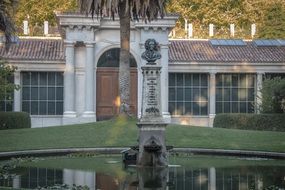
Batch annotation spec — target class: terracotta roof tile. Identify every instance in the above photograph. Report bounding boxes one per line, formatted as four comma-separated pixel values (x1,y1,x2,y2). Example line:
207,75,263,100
169,40,285,63
0,38,65,62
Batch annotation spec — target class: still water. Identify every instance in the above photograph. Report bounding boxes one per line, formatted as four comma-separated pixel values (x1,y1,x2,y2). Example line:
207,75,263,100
0,154,284,190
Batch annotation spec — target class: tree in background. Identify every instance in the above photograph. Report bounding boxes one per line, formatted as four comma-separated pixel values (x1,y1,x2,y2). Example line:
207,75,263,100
0,0,18,46
0,59,20,102
15,0,77,27
257,1,285,38
166,0,285,39
260,77,285,113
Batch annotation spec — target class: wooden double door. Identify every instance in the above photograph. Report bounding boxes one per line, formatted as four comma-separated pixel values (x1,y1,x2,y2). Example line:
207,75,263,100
96,68,138,120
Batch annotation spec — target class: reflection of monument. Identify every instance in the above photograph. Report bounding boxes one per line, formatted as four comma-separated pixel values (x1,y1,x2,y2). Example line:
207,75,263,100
137,39,168,167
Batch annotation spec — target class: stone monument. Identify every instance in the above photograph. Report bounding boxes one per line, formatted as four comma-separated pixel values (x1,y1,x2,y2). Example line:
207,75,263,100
137,39,168,167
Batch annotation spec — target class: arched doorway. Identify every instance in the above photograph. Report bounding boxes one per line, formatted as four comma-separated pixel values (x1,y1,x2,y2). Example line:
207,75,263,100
96,48,138,120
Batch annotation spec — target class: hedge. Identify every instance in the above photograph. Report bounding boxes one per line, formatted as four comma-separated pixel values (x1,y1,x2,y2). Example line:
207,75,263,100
0,112,31,130
213,113,285,132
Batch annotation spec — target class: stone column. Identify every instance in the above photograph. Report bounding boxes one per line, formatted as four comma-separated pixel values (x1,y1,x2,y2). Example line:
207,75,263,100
82,42,96,118
256,72,264,113
208,167,216,190
209,72,216,127
160,43,171,123
63,40,76,118
13,71,21,111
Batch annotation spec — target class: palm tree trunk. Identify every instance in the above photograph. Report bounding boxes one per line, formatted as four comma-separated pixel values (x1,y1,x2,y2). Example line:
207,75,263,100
118,0,131,115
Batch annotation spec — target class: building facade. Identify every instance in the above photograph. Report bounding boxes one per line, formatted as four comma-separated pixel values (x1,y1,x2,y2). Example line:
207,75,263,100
0,13,285,128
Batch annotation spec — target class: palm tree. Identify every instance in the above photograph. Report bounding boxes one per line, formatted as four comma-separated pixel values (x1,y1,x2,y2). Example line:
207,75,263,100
79,0,167,116
0,0,18,46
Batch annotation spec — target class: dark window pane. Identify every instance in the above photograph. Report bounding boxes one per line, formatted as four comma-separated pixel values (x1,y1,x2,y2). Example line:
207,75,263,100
239,74,247,87
6,101,13,111
216,102,223,113
216,74,223,87
39,72,47,85
201,88,208,101
224,102,231,113
39,87,47,100
185,74,192,86
56,87,64,100
31,87,38,100
48,87,55,100
232,102,239,113
169,88,175,101
169,74,175,86
200,74,208,86
232,88,238,101
56,73,64,86
176,74,183,86
185,88,192,101
177,88,183,101
48,73,56,85
56,102,63,115
193,102,199,115
240,102,247,113
248,88,255,101
169,102,175,114
216,88,223,101
224,75,231,86
22,87,30,100
22,72,30,85
48,102,56,115
185,102,192,115
0,101,4,111
39,101,47,115
193,88,199,101
22,101,30,113
193,74,199,86
31,72,38,85
176,102,184,115
31,101,38,115
201,103,208,115
224,88,231,101
232,74,238,87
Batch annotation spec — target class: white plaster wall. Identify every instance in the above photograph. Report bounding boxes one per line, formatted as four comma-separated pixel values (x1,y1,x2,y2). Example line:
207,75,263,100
31,117,62,128
171,116,209,127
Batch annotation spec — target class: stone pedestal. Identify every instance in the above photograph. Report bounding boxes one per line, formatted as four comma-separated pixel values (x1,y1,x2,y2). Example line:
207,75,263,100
137,65,168,167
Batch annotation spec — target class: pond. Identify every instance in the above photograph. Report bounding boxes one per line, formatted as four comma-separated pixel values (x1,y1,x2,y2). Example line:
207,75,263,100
0,154,284,190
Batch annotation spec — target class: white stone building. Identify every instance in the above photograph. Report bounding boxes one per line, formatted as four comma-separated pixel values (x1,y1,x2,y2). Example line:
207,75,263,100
0,13,285,128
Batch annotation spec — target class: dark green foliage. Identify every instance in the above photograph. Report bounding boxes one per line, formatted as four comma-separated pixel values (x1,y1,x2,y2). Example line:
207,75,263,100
0,112,31,130
214,113,285,132
260,77,285,113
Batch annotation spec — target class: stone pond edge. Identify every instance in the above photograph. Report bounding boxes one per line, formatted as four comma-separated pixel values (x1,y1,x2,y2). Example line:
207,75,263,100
0,147,285,159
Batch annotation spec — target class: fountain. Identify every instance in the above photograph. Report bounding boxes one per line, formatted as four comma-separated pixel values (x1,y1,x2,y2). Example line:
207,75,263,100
136,39,169,167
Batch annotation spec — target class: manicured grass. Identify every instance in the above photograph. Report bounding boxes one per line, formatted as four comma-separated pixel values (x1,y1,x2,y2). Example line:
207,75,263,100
0,116,284,153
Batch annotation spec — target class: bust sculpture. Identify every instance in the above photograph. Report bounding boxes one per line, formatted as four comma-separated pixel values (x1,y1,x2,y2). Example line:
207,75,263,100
141,39,161,64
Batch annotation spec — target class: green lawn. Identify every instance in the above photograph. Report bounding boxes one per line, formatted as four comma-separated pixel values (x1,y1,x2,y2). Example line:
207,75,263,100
0,117,284,152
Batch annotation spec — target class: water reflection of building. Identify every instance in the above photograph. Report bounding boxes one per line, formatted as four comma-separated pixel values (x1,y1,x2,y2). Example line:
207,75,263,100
0,166,284,189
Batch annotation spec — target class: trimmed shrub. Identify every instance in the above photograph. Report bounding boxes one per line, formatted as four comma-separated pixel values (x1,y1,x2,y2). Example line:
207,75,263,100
213,113,285,132
0,112,31,130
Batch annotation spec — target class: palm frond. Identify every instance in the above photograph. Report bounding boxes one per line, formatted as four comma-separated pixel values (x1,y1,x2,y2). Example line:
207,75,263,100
78,0,167,21
0,0,18,48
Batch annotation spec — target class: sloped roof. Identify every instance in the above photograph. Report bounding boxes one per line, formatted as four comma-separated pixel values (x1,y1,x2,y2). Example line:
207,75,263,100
0,38,65,62
0,38,285,63
169,40,285,63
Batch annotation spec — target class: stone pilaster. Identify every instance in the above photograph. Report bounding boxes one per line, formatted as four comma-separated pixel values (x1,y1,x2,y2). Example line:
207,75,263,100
209,72,216,127
63,40,76,118
13,71,21,112
82,41,96,118
208,167,216,190
256,72,264,113
160,44,171,123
